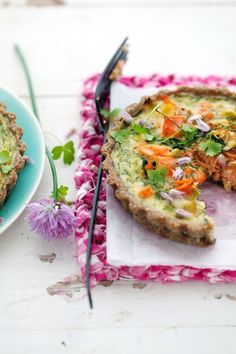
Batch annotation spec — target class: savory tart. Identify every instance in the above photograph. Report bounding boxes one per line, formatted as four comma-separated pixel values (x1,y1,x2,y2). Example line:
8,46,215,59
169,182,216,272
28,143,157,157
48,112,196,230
0,103,25,206
103,87,236,247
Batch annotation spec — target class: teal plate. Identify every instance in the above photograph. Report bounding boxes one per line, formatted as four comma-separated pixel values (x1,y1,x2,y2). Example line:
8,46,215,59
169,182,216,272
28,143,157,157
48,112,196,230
0,88,45,234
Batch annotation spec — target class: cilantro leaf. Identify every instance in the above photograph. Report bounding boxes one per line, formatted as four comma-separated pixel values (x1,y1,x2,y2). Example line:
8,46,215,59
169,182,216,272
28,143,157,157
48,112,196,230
63,141,75,165
182,124,199,144
132,124,155,142
109,108,121,119
0,150,11,164
101,108,121,119
161,124,200,150
145,133,155,142
51,146,63,160
57,185,69,202
110,129,130,144
51,141,75,165
1,165,12,174
133,124,148,134
146,166,168,189
100,109,110,118
199,139,223,156
51,185,69,202
182,124,197,137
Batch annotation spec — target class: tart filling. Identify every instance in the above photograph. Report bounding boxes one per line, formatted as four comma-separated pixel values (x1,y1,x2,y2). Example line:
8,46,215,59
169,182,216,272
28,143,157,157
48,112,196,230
0,103,26,206
103,87,236,247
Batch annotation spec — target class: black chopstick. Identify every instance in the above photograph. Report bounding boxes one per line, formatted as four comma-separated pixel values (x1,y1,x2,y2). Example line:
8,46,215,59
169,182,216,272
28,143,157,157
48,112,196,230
86,38,129,309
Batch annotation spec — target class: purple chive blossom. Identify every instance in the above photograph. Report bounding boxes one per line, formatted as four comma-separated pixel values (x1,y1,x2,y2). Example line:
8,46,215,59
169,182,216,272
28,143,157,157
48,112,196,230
188,114,202,123
195,119,211,133
146,121,154,129
160,191,173,202
217,154,227,167
26,198,76,239
169,189,185,198
205,200,217,214
175,209,193,218
24,156,33,164
139,119,145,127
177,157,192,166
119,110,133,123
173,167,184,180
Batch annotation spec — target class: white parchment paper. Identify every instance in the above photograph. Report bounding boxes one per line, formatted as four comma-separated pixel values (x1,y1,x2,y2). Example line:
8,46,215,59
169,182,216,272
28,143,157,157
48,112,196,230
107,82,236,268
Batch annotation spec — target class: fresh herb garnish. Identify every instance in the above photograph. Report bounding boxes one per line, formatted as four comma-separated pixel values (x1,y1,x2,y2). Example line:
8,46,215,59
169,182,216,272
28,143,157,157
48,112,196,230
101,108,121,119
0,150,11,164
133,124,148,134
51,140,75,165
182,124,197,140
146,166,168,189
1,165,12,174
146,102,162,122
110,129,130,144
145,133,155,142
132,124,155,142
50,185,68,203
160,124,200,150
199,139,223,156
0,151,12,174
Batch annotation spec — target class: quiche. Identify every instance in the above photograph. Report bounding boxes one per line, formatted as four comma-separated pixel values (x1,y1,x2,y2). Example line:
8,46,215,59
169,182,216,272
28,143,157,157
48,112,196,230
0,103,25,206
103,87,236,247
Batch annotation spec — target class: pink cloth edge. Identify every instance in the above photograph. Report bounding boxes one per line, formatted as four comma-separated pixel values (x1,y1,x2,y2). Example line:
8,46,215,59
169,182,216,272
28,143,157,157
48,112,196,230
75,73,236,285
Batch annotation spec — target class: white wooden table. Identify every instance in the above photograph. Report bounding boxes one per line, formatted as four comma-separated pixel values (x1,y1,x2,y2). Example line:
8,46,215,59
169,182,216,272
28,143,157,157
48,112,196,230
0,1,236,353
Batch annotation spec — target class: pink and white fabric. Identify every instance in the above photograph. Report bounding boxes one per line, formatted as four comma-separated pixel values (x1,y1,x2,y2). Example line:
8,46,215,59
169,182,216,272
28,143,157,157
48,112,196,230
75,73,236,286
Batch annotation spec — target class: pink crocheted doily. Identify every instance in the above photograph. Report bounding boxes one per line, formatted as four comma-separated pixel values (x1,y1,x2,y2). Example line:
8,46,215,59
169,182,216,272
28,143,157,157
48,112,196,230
75,73,236,285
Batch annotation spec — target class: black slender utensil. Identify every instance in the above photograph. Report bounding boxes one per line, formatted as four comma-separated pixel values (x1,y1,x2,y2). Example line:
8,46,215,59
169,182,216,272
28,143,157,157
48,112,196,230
86,37,129,309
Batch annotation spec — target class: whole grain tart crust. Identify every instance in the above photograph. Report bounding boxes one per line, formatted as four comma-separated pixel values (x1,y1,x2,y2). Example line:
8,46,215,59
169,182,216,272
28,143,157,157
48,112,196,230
0,103,26,206
102,86,236,247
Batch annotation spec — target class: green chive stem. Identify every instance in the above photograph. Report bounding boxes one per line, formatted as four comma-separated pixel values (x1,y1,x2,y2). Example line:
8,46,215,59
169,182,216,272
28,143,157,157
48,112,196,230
43,131,63,146
145,102,162,122
14,44,58,201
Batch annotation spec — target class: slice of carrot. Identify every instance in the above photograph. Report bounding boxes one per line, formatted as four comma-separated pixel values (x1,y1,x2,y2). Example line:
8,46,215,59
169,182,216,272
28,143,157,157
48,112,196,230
175,179,194,194
162,115,185,137
159,95,172,104
193,169,207,185
204,111,214,120
138,144,170,157
138,186,155,198
144,161,154,170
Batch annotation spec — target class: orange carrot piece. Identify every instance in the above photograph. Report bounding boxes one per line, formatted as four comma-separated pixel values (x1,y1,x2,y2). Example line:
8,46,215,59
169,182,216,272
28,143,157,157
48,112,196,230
162,115,185,137
175,179,194,194
138,186,155,198
138,144,170,157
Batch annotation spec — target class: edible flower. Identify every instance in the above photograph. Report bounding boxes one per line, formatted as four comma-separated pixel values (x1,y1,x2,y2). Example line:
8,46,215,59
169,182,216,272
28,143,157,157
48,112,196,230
177,157,192,166
24,155,33,164
188,114,202,123
139,119,145,127
188,114,211,132
173,167,184,180
160,191,173,202
217,153,227,167
169,189,185,198
195,119,211,133
119,110,133,123
15,45,76,240
175,208,193,218
26,199,76,239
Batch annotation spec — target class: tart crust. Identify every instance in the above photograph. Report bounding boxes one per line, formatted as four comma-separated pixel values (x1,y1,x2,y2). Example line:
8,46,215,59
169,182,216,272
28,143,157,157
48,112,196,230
0,103,26,206
102,87,236,247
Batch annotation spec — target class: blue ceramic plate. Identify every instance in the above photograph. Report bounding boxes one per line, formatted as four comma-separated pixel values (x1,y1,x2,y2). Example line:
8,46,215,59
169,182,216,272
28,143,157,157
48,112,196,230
0,88,45,234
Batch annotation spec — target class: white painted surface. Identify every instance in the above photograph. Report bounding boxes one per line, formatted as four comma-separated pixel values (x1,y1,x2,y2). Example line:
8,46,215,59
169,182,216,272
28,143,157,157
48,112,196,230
0,3,236,354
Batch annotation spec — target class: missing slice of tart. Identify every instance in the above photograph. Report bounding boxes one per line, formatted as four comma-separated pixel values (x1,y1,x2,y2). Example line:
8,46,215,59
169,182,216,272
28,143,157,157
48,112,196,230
103,87,236,247
0,103,26,206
